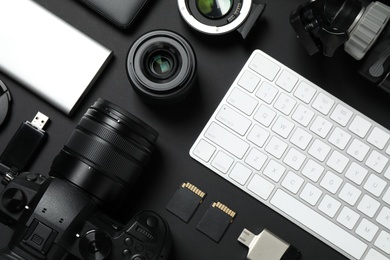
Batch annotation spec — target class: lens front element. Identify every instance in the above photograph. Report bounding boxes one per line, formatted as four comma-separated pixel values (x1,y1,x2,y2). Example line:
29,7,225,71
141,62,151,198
196,0,233,19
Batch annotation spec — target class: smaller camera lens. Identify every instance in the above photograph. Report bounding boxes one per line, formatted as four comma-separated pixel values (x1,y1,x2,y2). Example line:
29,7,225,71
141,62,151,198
127,30,197,105
196,0,233,19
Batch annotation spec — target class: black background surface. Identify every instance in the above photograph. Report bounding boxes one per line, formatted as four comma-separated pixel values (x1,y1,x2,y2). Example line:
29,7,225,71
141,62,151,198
1,0,390,259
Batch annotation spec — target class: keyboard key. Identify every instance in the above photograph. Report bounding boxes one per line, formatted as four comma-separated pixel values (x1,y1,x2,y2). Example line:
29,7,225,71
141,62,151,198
328,127,351,150
211,151,234,173
318,194,341,218
230,163,252,185
330,104,353,126
308,139,331,162
310,116,333,138
337,206,359,230
265,136,288,159
272,116,294,138
274,92,296,115
276,70,298,92
256,81,278,104
365,150,388,173
374,231,390,254
301,159,324,182
238,70,260,92
367,126,390,149
281,171,304,194
227,88,258,115
263,159,286,182
271,189,367,259
290,127,313,150
345,162,368,185
364,249,388,260
245,148,267,171
300,183,322,206
347,139,370,161
364,174,387,197
338,183,361,206
358,195,380,218
377,206,390,230
326,150,349,173
320,171,342,194
216,105,252,135
254,104,276,127
193,139,216,162
349,115,372,138
356,218,379,242
247,124,270,148
247,174,275,200
294,81,316,104
283,147,305,170
249,54,280,81
205,122,249,159
292,104,315,127
312,93,334,115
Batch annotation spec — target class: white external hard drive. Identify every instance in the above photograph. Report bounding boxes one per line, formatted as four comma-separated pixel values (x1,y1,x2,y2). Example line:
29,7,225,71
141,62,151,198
0,0,113,115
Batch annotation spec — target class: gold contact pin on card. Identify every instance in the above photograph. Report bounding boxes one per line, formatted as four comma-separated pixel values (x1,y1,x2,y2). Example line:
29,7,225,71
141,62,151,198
182,182,206,198
212,202,236,219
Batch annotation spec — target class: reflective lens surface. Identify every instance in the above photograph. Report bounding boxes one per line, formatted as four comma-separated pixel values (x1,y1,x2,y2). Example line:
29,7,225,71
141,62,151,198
196,0,233,19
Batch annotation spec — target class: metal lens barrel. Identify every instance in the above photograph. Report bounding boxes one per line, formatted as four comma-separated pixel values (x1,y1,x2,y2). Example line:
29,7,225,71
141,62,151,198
49,98,158,208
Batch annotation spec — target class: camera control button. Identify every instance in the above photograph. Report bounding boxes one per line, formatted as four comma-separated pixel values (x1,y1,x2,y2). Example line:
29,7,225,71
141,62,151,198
135,243,144,252
146,216,158,228
146,250,155,259
122,249,132,258
124,237,134,247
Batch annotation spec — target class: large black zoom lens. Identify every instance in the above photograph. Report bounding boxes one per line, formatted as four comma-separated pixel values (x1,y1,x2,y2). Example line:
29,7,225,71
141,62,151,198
49,99,158,208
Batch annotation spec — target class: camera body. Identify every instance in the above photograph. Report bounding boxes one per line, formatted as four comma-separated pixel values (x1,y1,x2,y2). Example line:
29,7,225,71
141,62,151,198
290,0,390,94
0,99,172,260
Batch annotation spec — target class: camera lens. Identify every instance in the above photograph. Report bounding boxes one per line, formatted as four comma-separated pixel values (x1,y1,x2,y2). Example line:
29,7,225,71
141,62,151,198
49,98,158,208
196,0,233,19
127,30,197,105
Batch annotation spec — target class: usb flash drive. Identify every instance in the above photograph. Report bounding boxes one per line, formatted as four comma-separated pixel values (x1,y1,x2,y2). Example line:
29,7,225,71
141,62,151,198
0,112,49,172
238,228,300,260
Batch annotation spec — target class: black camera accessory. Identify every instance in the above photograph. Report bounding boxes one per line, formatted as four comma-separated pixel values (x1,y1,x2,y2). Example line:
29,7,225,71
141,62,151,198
178,0,266,39
166,182,206,223
127,30,197,105
290,0,390,58
238,229,301,260
0,99,171,260
0,112,49,173
196,201,236,242
0,80,11,128
78,0,149,29
50,98,159,208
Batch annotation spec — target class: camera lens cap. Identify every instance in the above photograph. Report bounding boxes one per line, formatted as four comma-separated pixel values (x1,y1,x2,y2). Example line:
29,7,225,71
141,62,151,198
0,80,11,127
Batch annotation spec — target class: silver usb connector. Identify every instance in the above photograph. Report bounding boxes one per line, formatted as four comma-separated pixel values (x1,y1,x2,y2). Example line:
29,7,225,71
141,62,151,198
31,112,49,130
238,228,300,260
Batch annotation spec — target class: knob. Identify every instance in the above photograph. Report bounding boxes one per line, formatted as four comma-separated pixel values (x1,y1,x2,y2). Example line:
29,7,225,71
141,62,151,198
2,188,27,213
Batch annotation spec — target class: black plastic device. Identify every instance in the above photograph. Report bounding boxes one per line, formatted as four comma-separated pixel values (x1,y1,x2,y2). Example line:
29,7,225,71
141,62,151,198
78,0,149,29
0,80,11,128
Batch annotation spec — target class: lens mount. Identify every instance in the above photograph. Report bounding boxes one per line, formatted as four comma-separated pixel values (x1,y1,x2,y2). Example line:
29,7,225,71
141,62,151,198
127,30,197,105
178,0,252,35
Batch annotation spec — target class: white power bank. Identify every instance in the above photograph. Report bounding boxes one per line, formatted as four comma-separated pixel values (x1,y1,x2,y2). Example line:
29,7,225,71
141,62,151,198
0,0,113,115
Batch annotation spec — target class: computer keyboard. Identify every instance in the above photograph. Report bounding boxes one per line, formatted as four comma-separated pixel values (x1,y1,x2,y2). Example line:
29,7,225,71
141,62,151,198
190,50,390,260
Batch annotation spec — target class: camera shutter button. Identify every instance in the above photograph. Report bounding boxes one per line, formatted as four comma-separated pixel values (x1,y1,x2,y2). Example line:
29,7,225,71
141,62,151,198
146,216,158,228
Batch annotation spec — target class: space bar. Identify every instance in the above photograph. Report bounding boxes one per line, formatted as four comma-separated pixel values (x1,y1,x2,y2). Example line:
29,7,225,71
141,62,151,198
270,189,367,259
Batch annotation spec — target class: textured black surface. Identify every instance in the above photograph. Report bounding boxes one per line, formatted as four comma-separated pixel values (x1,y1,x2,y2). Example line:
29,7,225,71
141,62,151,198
1,0,390,259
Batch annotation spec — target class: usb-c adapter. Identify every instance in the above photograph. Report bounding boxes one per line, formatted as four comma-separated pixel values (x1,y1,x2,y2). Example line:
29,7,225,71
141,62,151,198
238,228,300,260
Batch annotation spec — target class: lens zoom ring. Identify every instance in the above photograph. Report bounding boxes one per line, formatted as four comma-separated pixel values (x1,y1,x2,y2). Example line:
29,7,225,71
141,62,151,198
66,129,142,185
78,117,150,165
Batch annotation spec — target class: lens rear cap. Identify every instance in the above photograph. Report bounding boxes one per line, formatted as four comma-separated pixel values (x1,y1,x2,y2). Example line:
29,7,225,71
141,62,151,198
0,80,11,127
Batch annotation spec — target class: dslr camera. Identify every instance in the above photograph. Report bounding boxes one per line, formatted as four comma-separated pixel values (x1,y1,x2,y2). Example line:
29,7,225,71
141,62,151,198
290,0,390,93
0,99,172,260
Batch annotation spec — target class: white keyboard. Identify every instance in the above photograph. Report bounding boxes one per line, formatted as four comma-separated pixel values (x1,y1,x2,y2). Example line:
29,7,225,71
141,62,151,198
190,50,390,260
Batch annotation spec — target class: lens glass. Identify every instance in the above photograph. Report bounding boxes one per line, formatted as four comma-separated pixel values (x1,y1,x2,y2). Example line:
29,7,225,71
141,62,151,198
196,0,233,19
150,54,173,76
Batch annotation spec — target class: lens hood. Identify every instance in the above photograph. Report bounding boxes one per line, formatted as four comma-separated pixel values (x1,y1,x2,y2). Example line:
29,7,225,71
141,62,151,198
127,30,197,105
